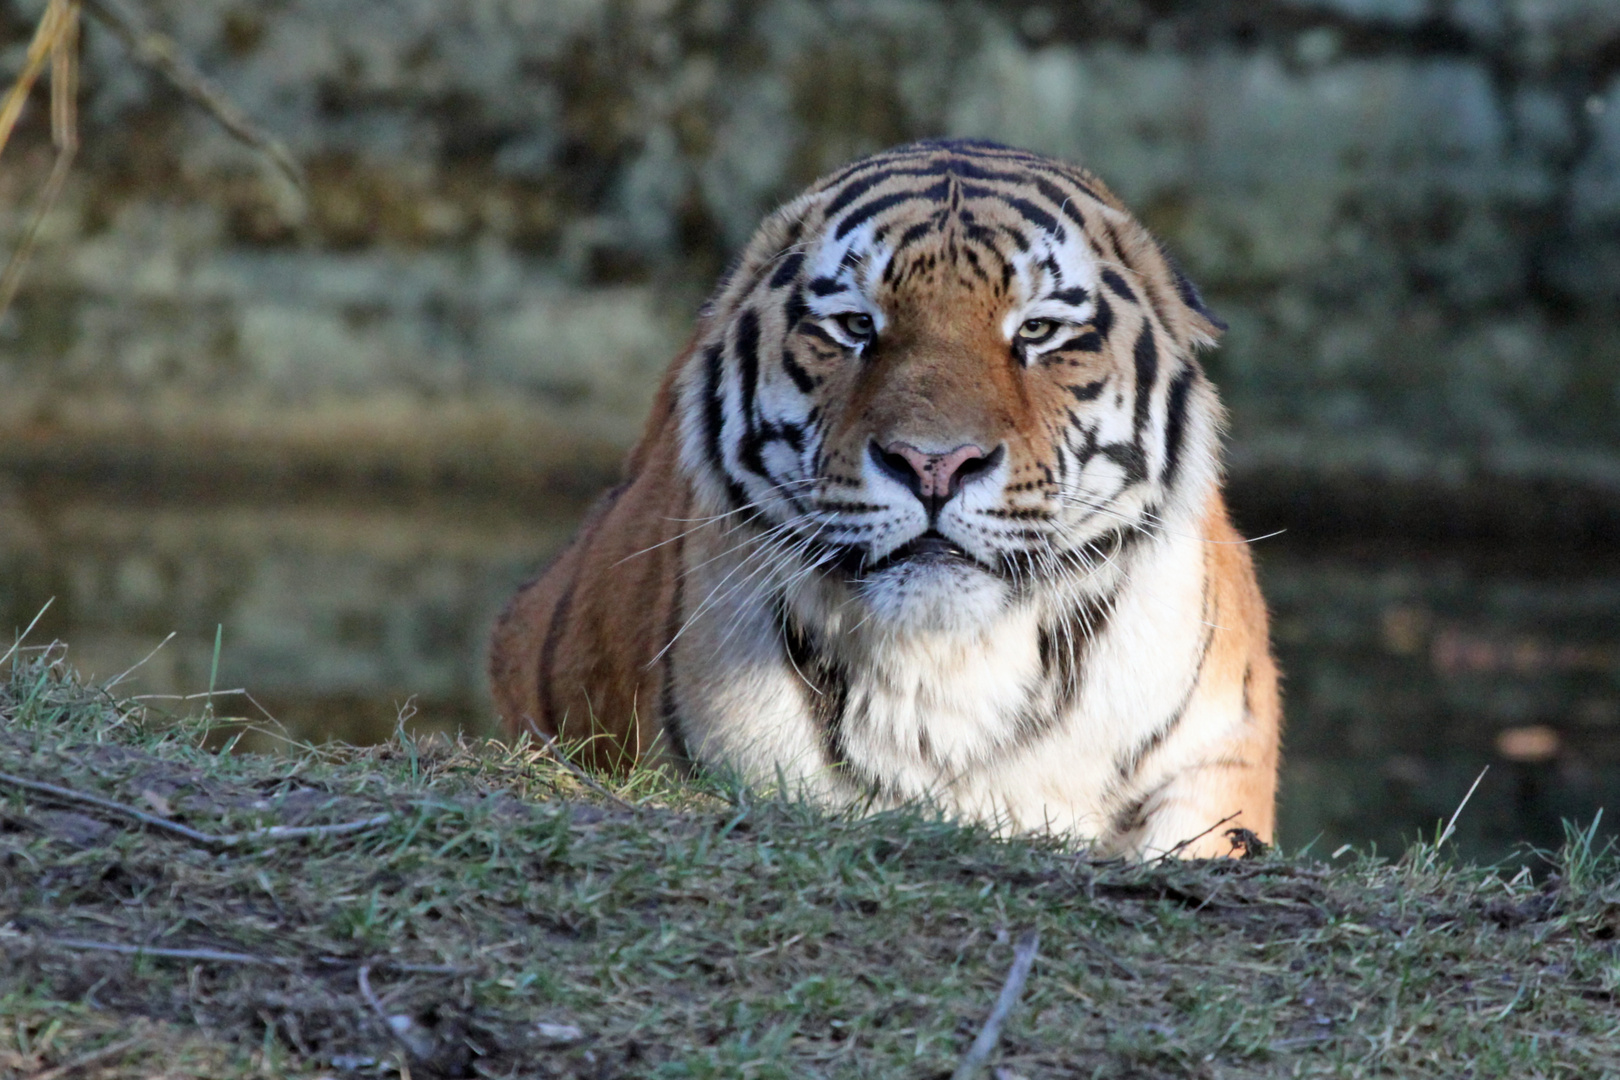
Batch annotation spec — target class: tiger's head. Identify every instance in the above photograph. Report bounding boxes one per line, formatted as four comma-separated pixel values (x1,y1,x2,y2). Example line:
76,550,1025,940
676,140,1229,632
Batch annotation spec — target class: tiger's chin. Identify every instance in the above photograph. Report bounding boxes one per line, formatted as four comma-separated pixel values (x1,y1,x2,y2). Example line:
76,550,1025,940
853,557,1010,634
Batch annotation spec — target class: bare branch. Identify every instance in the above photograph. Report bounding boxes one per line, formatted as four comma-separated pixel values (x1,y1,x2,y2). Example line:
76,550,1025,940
951,930,1040,1080
39,936,294,968
80,0,306,192
0,769,392,848
1158,811,1242,862
1,769,224,846
218,814,395,846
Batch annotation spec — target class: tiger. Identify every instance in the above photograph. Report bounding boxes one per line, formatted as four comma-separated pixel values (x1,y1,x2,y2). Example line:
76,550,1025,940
490,139,1281,858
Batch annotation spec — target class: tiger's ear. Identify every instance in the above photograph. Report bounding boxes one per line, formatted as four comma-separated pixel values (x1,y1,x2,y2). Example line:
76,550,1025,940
1157,245,1227,348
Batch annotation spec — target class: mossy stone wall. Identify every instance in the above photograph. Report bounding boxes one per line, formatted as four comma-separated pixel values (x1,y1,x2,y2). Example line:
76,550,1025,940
0,0,1616,526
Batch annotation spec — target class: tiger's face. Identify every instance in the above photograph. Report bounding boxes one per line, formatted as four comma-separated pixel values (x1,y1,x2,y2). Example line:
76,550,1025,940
679,141,1227,631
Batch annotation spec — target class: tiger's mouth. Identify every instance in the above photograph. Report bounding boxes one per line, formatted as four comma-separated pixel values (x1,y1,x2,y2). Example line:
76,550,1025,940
853,530,982,577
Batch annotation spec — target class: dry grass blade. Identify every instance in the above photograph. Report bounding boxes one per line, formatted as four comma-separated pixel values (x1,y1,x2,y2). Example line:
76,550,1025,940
1436,766,1490,850
0,598,54,670
0,0,74,159
951,929,1040,1080
527,721,639,812
0,0,79,318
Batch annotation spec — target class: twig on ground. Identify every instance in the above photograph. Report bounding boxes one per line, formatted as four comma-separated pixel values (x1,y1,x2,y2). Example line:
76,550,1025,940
1159,812,1242,861
39,937,294,968
526,721,639,813
951,930,1040,1080
217,815,395,845
357,964,387,1019
29,1033,144,1080
360,963,436,1063
0,769,393,848
80,0,305,192
1,770,223,845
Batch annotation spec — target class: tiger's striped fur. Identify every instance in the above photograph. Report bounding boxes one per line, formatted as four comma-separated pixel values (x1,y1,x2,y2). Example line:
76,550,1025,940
490,140,1281,858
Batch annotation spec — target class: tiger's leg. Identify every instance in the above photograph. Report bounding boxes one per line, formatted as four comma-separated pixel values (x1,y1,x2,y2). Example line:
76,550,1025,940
1109,643,1281,859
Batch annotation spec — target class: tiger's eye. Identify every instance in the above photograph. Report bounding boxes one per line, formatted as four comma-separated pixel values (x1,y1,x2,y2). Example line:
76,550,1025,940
1018,318,1060,344
835,312,875,341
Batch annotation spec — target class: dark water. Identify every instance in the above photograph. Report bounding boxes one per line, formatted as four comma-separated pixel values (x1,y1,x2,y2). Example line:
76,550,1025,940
3,480,1616,864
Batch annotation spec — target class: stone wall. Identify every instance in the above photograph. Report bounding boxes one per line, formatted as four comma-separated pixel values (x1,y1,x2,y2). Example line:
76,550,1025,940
1,0,1617,530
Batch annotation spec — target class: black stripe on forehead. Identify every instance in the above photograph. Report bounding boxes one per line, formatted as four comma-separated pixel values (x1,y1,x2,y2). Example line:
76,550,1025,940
832,178,952,239
818,147,945,194
820,139,1046,190
878,214,1019,289
931,156,1104,217
821,149,1095,231
820,149,1111,258
892,218,936,254
822,160,956,219
958,183,1064,239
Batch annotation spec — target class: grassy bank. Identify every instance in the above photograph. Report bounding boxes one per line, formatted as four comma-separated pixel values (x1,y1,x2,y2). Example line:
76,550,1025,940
2,649,1619,1079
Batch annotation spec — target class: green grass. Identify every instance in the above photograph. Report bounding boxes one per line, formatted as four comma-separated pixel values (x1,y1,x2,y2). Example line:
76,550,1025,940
3,646,1620,1078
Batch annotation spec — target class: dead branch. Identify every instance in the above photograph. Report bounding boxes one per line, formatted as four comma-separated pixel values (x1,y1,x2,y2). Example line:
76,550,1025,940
0,769,393,848
951,929,1040,1080
0,0,306,320
1,769,223,845
1158,811,1242,861
80,0,305,191
39,936,294,968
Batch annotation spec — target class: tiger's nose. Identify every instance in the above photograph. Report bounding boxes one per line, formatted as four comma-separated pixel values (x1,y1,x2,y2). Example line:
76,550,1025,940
871,440,1001,507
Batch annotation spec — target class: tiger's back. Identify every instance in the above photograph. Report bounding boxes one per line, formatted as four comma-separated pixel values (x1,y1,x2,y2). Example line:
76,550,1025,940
491,140,1280,858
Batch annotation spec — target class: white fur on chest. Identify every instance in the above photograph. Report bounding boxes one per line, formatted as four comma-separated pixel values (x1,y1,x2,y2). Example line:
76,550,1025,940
824,602,1045,788
671,518,1212,840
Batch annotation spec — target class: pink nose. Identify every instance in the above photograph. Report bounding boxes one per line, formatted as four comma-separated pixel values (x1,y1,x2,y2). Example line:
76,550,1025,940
877,441,994,503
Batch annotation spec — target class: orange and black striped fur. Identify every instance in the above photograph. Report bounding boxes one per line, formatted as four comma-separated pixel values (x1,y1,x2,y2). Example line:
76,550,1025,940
491,140,1280,857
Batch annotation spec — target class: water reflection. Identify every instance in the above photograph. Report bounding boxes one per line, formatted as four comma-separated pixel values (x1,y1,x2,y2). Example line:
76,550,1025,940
2,483,1615,862
0,483,583,745
1261,538,1620,861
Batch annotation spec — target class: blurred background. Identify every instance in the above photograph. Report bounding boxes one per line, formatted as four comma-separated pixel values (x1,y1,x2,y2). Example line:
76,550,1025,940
0,0,1616,860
